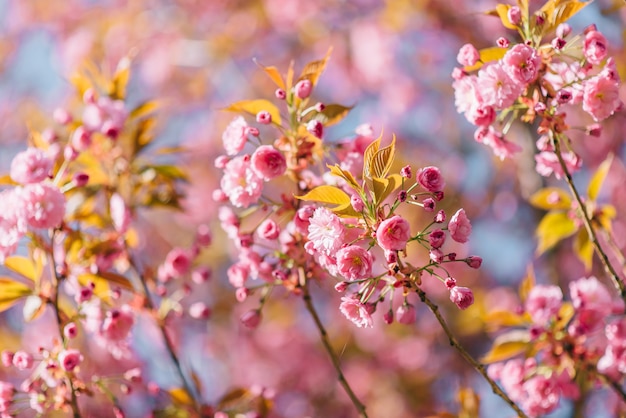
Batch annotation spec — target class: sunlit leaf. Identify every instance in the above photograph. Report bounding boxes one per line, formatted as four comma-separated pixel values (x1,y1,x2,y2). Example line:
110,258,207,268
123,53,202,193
554,302,575,330
536,212,578,254
225,99,282,126
529,187,571,211
330,202,361,218
0,174,17,186
315,104,353,126
596,204,616,231
0,278,32,312
254,60,285,90
327,164,361,192
109,56,131,100
130,101,159,119
519,265,535,303
540,0,591,33
97,271,135,291
23,295,45,322
371,135,396,179
378,173,403,204
464,47,508,72
483,310,527,332
297,47,332,86
134,117,157,152
458,387,480,418
493,4,519,29
588,154,613,201
77,273,111,303
169,388,194,406
362,136,381,181
217,388,249,409
142,165,189,182
481,330,530,363
295,185,351,207
574,228,593,272
3,256,37,281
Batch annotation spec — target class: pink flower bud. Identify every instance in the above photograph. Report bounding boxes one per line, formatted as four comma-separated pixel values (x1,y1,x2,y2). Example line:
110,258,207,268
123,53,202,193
192,266,211,284
256,111,272,124
496,37,510,48
71,126,91,151
306,120,324,138
64,322,78,339
445,277,457,289
72,172,89,187
58,349,83,371
552,37,566,50
448,208,472,243
295,79,312,99
334,282,349,293
450,286,474,310
429,248,444,263
586,123,602,137
385,250,397,265
434,210,446,223
13,351,33,370
428,229,446,249
556,23,571,39
53,108,72,125
1,351,14,367
466,256,483,269
235,287,249,302
507,6,521,25
422,197,435,212
258,219,280,240
383,310,394,324
124,368,142,383
41,128,58,144
241,309,262,329
315,102,325,112
400,165,412,178
457,43,480,67
212,189,228,202
189,302,211,319
214,155,230,169
396,304,417,325
83,88,97,104
351,195,364,212
275,88,286,100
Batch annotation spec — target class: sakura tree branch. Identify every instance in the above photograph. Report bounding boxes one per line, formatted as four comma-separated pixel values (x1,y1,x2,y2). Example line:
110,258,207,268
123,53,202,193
300,271,368,418
414,287,529,418
552,136,626,301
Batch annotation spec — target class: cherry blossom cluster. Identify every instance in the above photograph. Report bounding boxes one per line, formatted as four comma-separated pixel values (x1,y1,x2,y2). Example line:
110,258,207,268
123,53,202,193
453,18,622,177
487,276,625,417
216,63,483,331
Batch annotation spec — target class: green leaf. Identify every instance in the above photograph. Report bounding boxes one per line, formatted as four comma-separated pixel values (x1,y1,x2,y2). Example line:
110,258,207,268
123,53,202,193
536,211,578,254
225,99,282,126
295,185,351,207
529,187,571,211
315,104,353,126
0,278,32,312
481,330,530,364
3,256,38,281
464,47,508,72
588,154,613,201
574,228,593,272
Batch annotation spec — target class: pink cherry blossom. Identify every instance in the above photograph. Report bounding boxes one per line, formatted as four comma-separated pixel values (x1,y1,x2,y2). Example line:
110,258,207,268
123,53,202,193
10,148,52,184
335,245,373,281
396,303,417,325
250,145,286,180
0,189,27,263
448,208,472,243
525,285,563,326
456,43,479,67
376,215,410,251
583,30,608,66
428,229,445,249
158,248,191,281
220,155,264,208
101,305,134,341
257,219,280,240
12,351,33,370
475,127,522,160
502,44,542,85
307,207,346,255
20,183,66,229
339,296,373,328
417,166,445,192
58,349,83,371
449,286,474,309
582,72,621,121
453,74,480,115
241,309,262,328
476,62,521,109
534,150,581,179
222,116,249,156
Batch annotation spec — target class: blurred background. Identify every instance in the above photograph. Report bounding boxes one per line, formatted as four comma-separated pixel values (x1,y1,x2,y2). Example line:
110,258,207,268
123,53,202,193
0,0,625,416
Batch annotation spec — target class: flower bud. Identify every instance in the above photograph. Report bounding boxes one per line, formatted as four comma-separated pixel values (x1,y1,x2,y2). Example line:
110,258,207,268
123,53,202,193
275,88,286,100
295,79,312,99
449,286,474,310
507,6,521,25
466,256,483,269
306,120,324,138
396,304,417,325
256,111,272,124
241,309,262,329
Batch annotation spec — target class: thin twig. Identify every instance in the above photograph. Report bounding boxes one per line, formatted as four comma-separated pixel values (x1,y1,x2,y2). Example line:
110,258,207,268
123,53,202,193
603,229,626,274
49,235,82,418
595,370,626,404
127,254,201,413
300,274,368,418
552,137,626,301
414,287,529,418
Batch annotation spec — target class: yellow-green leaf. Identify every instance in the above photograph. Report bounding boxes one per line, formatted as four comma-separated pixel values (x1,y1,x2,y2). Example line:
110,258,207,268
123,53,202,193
483,310,527,332
327,164,361,192
0,174,17,186
540,0,590,33
464,47,508,72
371,177,389,204
225,99,282,126
481,330,530,363
109,57,131,100
536,211,578,254
169,388,194,406
297,47,332,87
129,100,159,119
458,387,480,418
3,256,37,281
254,60,285,90
529,187,571,211
371,135,396,179
363,136,381,181
574,228,593,272
519,265,535,303
97,271,135,291
378,173,403,204
494,4,519,29
331,202,361,218
0,278,32,312
588,154,613,201
295,185,351,206
315,104,353,126
554,301,575,330
596,204,616,231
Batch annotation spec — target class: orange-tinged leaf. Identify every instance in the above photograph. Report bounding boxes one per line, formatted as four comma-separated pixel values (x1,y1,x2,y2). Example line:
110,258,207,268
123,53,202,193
481,330,530,363
295,185,351,206
327,164,361,192
378,173,403,204
574,228,593,272
297,47,332,86
371,135,396,179
363,136,381,181
169,387,194,406
536,211,578,254
0,174,17,186
109,56,131,100
129,100,159,119
494,4,519,29
554,302,575,330
483,310,527,331
597,204,616,231
97,271,135,291
225,99,282,126
3,256,37,281
458,387,480,418
464,47,507,72
588,154,613,201
254,60,285,90
541,0,590,32
217,388,249,409
315,104,353,126
529,187,571,211
77,273,111,303
286,60,295,90
331,202,361,218
519,265,535,303
0,278,32,312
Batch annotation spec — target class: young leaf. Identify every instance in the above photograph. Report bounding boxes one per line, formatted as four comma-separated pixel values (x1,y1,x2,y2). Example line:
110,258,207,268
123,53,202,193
0,174,17,186
297,47,332,86
464,47,508,72
327,164,361,192
169,388,194,406
3,256,38,281
315,104,353,126
482,310,527,332
529,187,571,211
225,99,282,125
331,202,361,218
0,278,32,313
574,228,593,271
554,302,575,330
481,330,530,363
519,265,535,303
109,56,131,100
129,101,159,119
536,211,578,254
362,136,381,181
540,0,590,32
378,173,403,204
458,387,480,418
587,154,614,201
295,185,351,207
23,295,45,322
77,273,112,303
494,4,519,29
254,60,285,90
371,136,396,179
371,177,389,204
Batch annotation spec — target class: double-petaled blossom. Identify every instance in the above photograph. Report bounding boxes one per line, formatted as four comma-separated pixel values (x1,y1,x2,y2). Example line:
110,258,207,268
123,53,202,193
307,207,346,255
339,296,373,328
250,145,287,181
582,71,621,122
222,116,249,155
220,155,264,208
448,209,472,243
10,148,53,184
502,44,542,85
335,245,373,281
20,183,66,229
525,285,563,326
417,166,445,193
376,215,410,251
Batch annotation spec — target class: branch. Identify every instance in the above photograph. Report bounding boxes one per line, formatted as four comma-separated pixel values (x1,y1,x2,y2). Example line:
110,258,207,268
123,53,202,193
552,137,626,301
414,287,529,418
301,276,368,418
